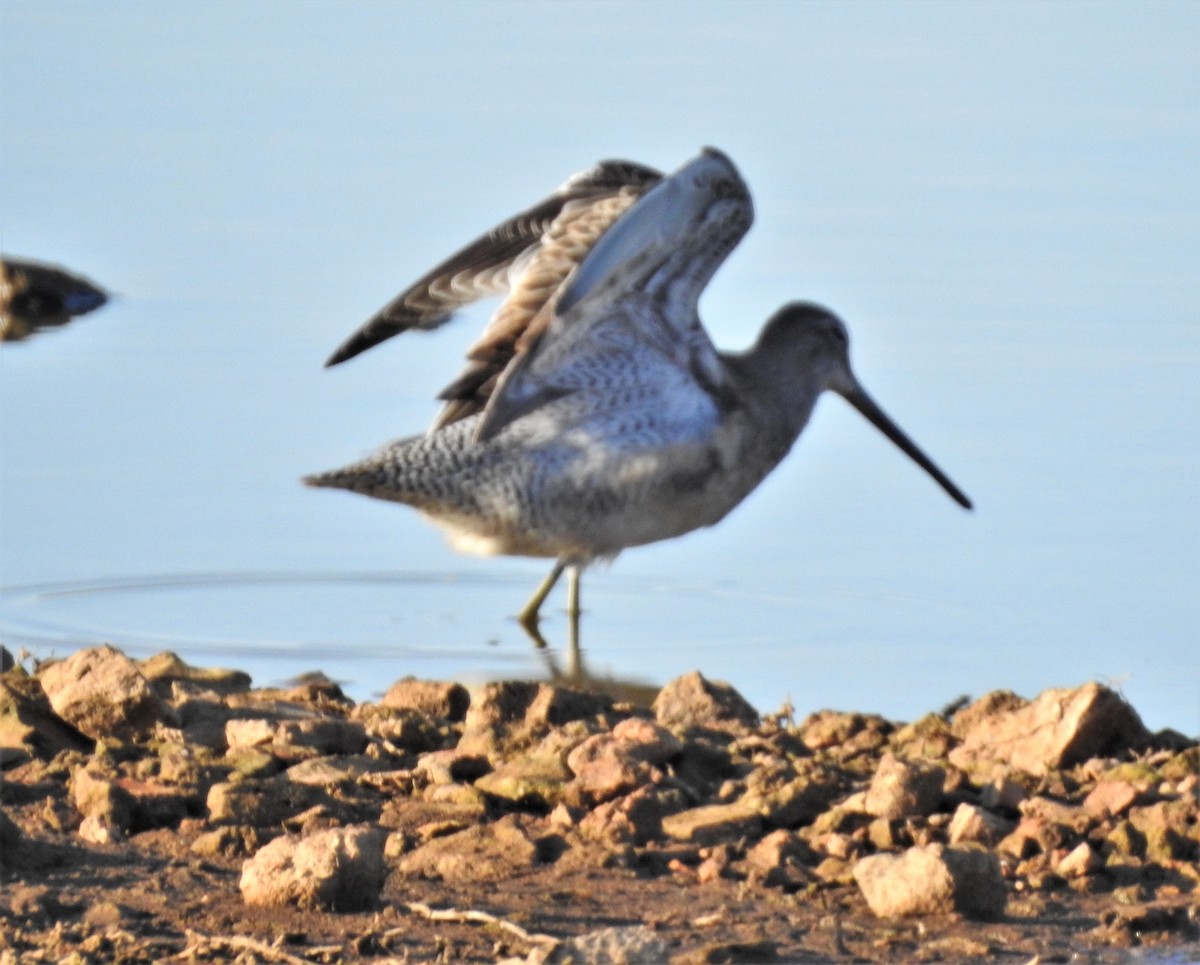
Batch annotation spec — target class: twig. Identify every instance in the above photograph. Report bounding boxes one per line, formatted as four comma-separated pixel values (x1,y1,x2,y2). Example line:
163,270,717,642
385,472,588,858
395,901,561,948
175,929,324,965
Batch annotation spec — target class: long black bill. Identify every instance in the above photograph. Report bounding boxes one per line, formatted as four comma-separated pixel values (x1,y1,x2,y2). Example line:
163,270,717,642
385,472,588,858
842,387,972,510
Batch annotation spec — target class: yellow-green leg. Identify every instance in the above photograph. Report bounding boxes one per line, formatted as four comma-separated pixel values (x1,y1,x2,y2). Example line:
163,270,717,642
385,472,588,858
565,564,582,679
517,559,566,648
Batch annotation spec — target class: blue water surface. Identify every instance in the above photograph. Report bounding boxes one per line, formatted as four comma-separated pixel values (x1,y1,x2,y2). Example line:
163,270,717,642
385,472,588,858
1,1,1196,733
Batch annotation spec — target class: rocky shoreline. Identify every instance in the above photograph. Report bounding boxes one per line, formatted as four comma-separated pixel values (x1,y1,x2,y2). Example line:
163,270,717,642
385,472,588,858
1,643,1197,963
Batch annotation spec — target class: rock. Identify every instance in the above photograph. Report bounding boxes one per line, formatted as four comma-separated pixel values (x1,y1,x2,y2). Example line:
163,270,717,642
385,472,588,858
225,718,276,749
540,924,669,964
578,785,676,845
889,713,957,760
0,808,23,868
949,683,1149,777
284,754,380,786
673,940,780,964
395,814,540,882
354,704,452,753
977,778,1026,818
800,710,892,757
662,800,762,845
1081,780,1140,819
997,815,1066,860
39,645,174,740
474,751,571,807
1019,795,1092,835
610,716,684,764
741,770,844,828
854,844,1005,920
653,671,758,731
275,717,367,755
950,691,1026,738
1056,841,1100,878
863,753,945,819
1128,801,1198,862
744,829,812,888
947,803,1015,847
240,825,385,911
173,693,236,750
191,825,263,858
382,678,469,721
78,815,123,845
1161,746,1200,783
207,776,326,826
566,733,658,805
138,651,251,698
415,749,491,785
72,769,134,835
459,681,611,754
0,675,91,759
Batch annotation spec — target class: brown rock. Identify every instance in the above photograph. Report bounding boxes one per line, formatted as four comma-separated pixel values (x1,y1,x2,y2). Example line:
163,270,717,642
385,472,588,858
610,716,684,764
275,718,367,755
889,713,957,760
1128,801,1197,862
207,776,326,826
173,693,235,750
566,733,657,804
742,772,844,829
459,681,611,754
381,678,469,721
949,683,1149,777
745,829,812,887
0,808,23,868
578,785,674,845
947,802,1015,847
1020,795,1092,834
800,710,892,756
950,690,1026,738
240,825,385,911
415,748,491,785
854,844,1005,920
997,815,1066,859
354,704,451,754
1056,841,1101,878
72,769,134,834
0,675,90,759
979,773,1029,812
394,814,540,882
191,825,264,858
543,925,669,964
225,718,276,749
653,671,758,731
138,651,251,698
863,753,945,820
284,754,380,787
662,800,762,845
39,645,174,740
473,752,571,807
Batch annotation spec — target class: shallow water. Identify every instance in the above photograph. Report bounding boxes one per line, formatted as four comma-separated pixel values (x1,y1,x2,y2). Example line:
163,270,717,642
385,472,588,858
1,2,1197,733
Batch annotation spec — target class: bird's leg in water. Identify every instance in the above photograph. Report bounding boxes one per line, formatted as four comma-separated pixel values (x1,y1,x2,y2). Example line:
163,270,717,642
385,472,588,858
517,559,566,648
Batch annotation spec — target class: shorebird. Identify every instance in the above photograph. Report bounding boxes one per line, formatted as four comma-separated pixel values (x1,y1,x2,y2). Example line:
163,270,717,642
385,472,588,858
0,256,107,342
306,148,971,662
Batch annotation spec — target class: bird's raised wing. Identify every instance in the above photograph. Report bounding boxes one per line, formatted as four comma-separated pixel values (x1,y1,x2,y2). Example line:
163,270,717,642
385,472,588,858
474,148,754,442
324,160,662,428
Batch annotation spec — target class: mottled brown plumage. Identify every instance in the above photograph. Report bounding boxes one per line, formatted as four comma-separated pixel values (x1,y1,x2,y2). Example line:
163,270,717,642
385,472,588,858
323,160,662,431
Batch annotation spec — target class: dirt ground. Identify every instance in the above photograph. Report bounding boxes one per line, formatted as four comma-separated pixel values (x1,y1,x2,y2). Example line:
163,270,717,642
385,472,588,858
2,817,1197,964
2,647,1198,963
